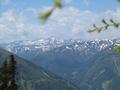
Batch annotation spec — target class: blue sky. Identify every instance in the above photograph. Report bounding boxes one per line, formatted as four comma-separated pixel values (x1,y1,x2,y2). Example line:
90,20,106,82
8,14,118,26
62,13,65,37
0,0,120,43
1,0,120,12
64,0,120,12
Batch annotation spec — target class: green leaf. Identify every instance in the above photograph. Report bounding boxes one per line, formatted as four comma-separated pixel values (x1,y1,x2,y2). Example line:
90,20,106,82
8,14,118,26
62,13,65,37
110,19,118,28
40,8,54,22
88,29,97,33
93,24,97,28
110,19,114,23
102,19,108,25
54,0,62,9
97,27,103,32
114,46,120,53
105,25,109,29
114,23,119,28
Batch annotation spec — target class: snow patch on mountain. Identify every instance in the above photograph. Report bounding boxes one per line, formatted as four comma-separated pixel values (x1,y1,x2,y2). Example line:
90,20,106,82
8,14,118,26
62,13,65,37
0,38,120,55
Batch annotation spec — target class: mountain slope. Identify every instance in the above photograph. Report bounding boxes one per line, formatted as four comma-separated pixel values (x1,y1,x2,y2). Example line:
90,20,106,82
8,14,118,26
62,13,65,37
1,39,120,90
80,47,120,90
0,48,80,90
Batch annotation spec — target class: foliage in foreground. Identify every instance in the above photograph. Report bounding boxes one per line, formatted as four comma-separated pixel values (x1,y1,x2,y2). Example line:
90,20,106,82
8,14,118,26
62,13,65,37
40,0,62,22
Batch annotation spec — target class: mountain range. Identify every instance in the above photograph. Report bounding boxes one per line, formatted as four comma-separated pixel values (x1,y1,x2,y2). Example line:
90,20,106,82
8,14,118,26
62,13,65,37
1,38,120,90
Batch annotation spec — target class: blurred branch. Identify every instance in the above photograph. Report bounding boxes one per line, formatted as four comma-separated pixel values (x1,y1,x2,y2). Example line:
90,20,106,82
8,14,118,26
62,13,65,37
114,45,120,53
40,0,63,22
40,8,55,22
54,0,63,8
88,19,120,33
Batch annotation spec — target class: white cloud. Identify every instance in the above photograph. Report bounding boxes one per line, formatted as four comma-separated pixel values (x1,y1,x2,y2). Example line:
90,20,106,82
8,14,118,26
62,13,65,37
47,7,120,40
0,7,120,43
0,9,47,43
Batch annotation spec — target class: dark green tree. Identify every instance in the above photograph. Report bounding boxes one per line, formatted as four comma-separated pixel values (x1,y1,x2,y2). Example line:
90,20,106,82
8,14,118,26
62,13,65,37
9,55,17,90
0,60,9,90
0,55,17,90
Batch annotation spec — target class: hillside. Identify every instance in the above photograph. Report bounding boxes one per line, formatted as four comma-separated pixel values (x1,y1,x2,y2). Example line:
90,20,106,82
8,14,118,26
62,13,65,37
0,48,80,90
80,47,120,90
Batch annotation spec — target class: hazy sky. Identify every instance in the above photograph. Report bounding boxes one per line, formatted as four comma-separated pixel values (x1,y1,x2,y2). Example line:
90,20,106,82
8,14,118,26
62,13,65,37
0,0,120,43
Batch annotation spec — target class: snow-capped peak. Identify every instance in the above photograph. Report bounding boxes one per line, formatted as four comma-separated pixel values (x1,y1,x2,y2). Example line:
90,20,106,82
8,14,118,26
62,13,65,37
0,38,119,55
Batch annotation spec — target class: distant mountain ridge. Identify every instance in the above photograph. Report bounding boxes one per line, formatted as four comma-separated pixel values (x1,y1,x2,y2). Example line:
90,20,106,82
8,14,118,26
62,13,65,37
1,38,120,64
1,38,119,54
